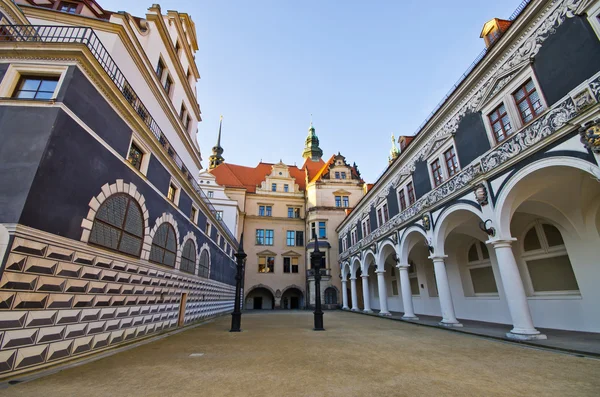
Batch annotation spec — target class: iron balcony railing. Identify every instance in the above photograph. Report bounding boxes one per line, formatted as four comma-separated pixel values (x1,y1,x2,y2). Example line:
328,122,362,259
0,24,238,245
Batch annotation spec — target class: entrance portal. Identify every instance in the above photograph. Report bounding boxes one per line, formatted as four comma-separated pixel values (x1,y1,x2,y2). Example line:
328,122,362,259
253,296,263,309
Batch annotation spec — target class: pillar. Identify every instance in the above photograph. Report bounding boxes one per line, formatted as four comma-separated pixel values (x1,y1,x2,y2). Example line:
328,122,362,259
376,270,391,316
350,277,359,311
491,239,547,340
430,256,462,327
341,280,349,309
361,274,372,313
397,264,418,319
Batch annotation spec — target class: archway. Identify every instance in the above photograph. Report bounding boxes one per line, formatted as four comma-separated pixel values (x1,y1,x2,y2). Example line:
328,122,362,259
245,286,275,310
281,287,304,309
324,286,338,308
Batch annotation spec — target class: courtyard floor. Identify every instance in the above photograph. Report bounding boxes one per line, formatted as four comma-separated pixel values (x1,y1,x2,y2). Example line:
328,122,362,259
2,311,600,397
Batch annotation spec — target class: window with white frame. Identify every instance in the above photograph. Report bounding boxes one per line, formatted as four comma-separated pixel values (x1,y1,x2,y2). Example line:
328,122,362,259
397,179,416,212
376,202,389,227
481,68,547,146
126,137,150,176
361,217,371,237
408,261,420,296
342,236,348,251
389,266,399,296
167,181,181,206
427,141,460,188
466,241,498,296
190,206,198,225
350,227,358,246
0,64,68,102
586,2,600,39
521,221,579,295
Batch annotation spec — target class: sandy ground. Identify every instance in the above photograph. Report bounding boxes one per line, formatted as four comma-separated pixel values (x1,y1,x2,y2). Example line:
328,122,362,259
2,311,599,397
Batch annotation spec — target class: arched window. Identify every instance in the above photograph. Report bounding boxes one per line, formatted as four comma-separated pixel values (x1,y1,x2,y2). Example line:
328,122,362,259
89,194,144,257
324,287,337,304
466,241,498,295
150,223,177,267
180,240,196,274
522,221,579,294
199,249,210,278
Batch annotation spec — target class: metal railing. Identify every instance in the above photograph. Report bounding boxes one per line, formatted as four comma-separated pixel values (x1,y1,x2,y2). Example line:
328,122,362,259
0,24,238,245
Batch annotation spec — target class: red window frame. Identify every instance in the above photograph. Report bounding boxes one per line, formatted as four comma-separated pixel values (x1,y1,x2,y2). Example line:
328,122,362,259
513,79,543,124
398,189,407,211
444,147,459,177
488,104,512,143
430,159,443,187
407,182,415,205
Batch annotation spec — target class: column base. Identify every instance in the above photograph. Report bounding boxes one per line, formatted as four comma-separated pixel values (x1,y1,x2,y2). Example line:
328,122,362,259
378,311,392,317
351,308,360,312
363,309,373,314
402,315,419,321
342,306,349,310
439,321,463,328
506,331,547,341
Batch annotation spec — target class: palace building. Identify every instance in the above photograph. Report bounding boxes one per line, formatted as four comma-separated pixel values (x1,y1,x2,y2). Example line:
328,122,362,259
206,122,366,310
0,0,238,377
337,0,600,339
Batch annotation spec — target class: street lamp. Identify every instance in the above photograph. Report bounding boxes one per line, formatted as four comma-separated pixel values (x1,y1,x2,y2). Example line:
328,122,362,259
311,233,325,331
230,233,246,332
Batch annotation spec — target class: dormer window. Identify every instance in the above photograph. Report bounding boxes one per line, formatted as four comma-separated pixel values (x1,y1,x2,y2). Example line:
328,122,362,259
58,2,79,14
480,18,512,48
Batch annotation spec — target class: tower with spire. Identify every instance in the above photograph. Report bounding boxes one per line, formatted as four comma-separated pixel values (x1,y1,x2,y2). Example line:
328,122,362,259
301,119,323,162
208,115,225,169
388,133,400,164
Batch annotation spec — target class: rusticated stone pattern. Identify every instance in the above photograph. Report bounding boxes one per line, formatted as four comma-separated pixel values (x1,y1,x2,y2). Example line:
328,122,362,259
0,235,235,376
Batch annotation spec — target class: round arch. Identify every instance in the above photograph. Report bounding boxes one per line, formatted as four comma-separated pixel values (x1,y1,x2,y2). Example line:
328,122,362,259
361,250,377,273
179,231,199,274
432,203,486,256
350,257,362,278
198,243,211,278
377,240,399,270
245,284,276,310
399,226,429,264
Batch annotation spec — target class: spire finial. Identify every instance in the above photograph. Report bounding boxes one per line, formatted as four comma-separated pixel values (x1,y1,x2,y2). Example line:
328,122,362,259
208,115,225,169
310,113,313,127
389,132,400,164
217,115,223,147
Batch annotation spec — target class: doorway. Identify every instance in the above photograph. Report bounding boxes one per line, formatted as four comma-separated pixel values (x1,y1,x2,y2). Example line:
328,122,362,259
290,296,299,309
178,293,188,327
253,296,263,309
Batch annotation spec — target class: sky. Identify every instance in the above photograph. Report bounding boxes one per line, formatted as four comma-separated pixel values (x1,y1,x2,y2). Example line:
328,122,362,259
99,0,522,182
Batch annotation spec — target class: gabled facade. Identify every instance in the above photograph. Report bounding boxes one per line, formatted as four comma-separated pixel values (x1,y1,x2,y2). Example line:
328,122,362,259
337,0,600,338
0,0,237,378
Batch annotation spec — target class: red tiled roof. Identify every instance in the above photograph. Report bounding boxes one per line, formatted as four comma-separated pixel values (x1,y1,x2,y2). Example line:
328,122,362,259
301,157,326,182
210,162,306,193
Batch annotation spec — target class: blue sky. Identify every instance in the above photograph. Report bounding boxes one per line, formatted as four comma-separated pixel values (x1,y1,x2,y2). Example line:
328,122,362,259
100,0,521,182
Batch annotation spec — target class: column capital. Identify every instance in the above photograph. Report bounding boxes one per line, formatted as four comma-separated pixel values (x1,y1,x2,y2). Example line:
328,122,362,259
428,255,448,262
488,237,517,248
350,277,357,281
361,274,369,279
396,263,410,269
375,269,385,274
341,279,348,283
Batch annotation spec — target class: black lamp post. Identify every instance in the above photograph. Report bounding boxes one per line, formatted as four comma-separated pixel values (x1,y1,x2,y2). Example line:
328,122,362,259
311,233,325,331
230,233,246,332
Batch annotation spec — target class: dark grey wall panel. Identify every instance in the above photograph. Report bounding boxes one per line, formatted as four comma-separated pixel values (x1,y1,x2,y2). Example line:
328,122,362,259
0,63,8,81
413,160,431,199
178,190,192,218
387,188,399,219
0,106,59,223
147,155,171,196
533,16,600,106
369,207,377,232
58,67,132,156
454,111,491,167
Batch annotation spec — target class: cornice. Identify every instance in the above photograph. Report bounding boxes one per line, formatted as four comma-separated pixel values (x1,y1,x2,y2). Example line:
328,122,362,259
166,10,200,79
0,0,29,24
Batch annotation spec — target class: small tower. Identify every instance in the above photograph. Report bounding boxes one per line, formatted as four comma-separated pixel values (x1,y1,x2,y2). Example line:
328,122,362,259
208,115,225,169
302,120,323,162
388,133,400,164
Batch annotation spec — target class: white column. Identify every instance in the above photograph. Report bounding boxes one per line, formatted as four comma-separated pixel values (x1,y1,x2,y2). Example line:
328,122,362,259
491,239,547,340
398,264,418,320
361,274,372,313
376,270,391,316
350,277,359,311
431,256,462,327
341,280,349,310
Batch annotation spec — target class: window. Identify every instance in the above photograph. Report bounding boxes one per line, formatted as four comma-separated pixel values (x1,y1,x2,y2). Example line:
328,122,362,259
259,205,273,217
265,230,274,246
271,183,277,192
205,222,211,236
391,279,399,296
180,103,187,121
318,222,326,238
342,236,348,251
215,211,223,220
407,182,416,205
167,183,178,203
466,241,497,295
341,172,347,180
521,221,579,294
324,288,337,304
286,231,295,246
180,240,196,274
335,172,340,179
288,207,300,218
350,228,357,246
361,218,371,237
335,195,350,208
259,256,275,273
513,79,544,124
284,257,299,273
190,207,197,224
207,191,214,198
335,196,342,207
89,194,144,257
127,142,144,171
376,203,389,227
488,103,513,143
430,159,443,187
266,206,272,216
343,196,349,207
399,189,407,211
59,2,78,14
408,262,419,296
199,249,210,278
156,58,165,79
284,184,289,192
175,41,181,55
12,75,59,100
296,231,304,246
255,229,264,245
444,147,459,177
164,75,173,95
149,223,177,267
185,115,192,133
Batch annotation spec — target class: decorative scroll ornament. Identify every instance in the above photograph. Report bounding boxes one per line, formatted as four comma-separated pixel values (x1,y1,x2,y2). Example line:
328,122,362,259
579,119,600,154
473,183,489,206
422,214,431,231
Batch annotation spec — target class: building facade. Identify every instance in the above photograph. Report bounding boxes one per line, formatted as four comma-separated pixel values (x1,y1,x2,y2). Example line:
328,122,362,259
209,123,366,310
337,0,600,339
0,0,237,378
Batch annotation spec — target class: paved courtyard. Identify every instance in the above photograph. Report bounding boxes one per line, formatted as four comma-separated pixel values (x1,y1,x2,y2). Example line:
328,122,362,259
2,311,600,397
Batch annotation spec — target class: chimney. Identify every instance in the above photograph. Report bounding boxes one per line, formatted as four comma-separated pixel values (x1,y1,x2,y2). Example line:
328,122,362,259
480,18,513,48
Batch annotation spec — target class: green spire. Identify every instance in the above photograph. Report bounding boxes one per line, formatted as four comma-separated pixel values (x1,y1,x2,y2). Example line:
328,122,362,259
302,117,323,161
389,133,400,164
209,115,225,169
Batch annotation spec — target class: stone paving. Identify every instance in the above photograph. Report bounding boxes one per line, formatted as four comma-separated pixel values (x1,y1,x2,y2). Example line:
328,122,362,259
2,311,600,397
